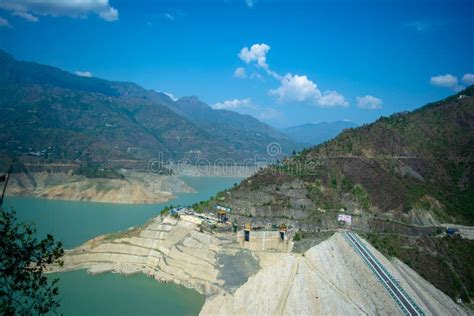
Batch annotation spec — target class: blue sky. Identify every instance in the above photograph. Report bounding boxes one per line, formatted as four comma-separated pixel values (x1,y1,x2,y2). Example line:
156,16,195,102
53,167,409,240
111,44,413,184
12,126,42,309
0,0,473,128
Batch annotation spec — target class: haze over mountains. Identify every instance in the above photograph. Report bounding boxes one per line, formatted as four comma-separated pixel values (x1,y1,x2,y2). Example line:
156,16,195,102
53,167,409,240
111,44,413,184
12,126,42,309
0,50,295,171
282,121,359,146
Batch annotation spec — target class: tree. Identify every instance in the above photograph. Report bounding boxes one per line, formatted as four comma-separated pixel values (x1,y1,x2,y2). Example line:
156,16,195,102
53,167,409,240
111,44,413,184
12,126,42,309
0,208,64,315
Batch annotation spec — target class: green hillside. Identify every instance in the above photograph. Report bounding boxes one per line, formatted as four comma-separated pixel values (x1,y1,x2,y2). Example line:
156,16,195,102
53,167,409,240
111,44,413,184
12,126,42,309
0,50,295,171
206,86,474,226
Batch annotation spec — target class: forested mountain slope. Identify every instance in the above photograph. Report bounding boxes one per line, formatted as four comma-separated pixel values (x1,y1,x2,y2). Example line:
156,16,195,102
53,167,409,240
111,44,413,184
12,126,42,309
210,87,474,227
0,50,295,171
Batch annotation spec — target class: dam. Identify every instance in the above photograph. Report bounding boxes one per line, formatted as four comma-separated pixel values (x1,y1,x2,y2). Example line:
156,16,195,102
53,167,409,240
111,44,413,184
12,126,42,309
237,224,293,252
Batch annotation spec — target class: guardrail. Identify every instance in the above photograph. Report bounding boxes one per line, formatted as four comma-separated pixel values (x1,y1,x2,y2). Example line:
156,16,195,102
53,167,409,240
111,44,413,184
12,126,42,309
343,231,424,316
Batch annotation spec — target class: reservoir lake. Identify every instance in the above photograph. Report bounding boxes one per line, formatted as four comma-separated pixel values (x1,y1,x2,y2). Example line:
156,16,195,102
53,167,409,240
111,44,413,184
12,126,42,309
3,176,243,316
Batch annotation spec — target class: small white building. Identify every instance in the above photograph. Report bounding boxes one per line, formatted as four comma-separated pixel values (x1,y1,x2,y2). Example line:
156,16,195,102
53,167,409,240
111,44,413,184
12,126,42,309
337,214,352,225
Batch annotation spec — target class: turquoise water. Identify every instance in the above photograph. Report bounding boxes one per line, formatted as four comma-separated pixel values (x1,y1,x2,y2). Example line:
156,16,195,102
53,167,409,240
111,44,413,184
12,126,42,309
51,270,205,316
3,176,242,316
3,176,242,248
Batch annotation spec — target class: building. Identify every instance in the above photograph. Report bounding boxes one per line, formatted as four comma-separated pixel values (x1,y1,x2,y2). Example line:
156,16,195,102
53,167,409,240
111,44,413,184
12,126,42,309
337,214,352,225
215,205,231,223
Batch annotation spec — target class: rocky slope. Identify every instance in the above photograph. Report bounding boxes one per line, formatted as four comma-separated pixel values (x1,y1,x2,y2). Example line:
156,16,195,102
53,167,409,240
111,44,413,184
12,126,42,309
201,232,465,316
49,216,465,315
6,171,193,204
49,215,260,296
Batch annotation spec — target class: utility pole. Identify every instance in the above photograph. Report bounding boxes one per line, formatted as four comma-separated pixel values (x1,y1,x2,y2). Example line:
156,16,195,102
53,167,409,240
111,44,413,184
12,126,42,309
0,164,13,207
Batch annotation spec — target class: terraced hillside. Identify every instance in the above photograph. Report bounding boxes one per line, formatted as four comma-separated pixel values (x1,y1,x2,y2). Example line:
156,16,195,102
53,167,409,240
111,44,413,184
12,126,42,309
208,86,474,227
197,87,474,302
52,217,466,315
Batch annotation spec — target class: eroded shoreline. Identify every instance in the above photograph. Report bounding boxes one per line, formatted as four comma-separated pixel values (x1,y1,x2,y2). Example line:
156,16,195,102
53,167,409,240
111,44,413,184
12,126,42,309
6,171,195,204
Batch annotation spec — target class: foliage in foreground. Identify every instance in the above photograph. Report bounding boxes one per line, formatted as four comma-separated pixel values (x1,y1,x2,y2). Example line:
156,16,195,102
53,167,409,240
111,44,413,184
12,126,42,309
0,208,64,315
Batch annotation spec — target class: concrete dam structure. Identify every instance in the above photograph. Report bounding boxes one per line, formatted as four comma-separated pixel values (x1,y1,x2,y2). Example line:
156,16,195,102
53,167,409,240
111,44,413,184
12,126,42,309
236,229,293,252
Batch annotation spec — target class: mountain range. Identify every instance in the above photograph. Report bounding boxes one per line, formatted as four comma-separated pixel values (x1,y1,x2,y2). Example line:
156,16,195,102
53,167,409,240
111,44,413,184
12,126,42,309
0,50,295,171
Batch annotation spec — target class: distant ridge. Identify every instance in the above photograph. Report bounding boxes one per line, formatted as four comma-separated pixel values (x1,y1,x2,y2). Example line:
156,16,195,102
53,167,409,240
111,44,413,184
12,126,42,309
0,50,296,171
282,121,358,146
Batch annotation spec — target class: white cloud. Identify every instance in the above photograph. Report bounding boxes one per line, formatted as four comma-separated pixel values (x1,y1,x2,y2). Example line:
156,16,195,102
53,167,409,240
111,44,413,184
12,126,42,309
155,91,178,101
12,11,38,22
0,17,11,27
99,7,118,22
75,71,92,77
246,0,256,7
0,0,118,22
162,13,175,21
319,91,349,107
233,67,247,79
163,92,178,101
212,98,252,110
462,73,474,86
250,72,263,80
237,43,348,108
160,10,185,22
429,74,459,88
212,98,282,124
429,74,465,91
268,73,348,107
356,95,383,110
258,108,281,120
238,43,270,69
269,73,320,103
